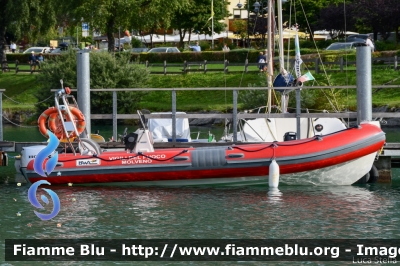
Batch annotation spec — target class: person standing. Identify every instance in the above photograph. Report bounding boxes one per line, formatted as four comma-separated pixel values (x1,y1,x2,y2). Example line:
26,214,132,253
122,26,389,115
257,51,266,72
189,42,201,52
366,35,375,52
10,42,17,53
263,49,269,72
222,44,230,52
37,53,44,69
28,51,38,72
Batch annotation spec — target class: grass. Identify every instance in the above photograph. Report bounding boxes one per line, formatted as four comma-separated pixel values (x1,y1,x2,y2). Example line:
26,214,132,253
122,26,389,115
310,68,400,108
0,73,39,110
1,64,400,115
143,72,264,111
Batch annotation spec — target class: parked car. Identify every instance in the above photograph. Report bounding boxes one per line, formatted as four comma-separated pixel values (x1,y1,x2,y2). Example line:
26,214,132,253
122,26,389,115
50,47,80,54
346,34,370,43
22,47,51,54
325,41,366,51
148,47,180,53
131,48,149,53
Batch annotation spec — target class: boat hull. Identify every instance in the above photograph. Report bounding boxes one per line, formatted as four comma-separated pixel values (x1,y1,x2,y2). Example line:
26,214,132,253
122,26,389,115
23,123,386,186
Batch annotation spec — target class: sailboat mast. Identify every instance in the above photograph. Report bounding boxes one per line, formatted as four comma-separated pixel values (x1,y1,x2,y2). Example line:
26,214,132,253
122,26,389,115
212,0,214,49
277,0,284,70
267,0,274,113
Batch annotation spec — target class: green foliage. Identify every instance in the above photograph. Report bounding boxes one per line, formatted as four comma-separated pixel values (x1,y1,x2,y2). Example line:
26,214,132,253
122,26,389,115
239,89,270,110
170,0,230,47
35,50,151,117
232,20,247,40
131,38,143,48
143,73,261,111
375,41,400,52
138,49,262,63
0,65,400,116
0,73,38,110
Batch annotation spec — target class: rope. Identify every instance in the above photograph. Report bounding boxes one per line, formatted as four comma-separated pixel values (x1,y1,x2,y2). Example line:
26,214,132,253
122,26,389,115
297,0,341,113
1,114,38,128
232,135,319,153
3,94,53,105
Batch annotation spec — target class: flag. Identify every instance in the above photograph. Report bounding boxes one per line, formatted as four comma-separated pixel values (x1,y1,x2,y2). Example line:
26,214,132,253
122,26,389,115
207,0,214,22
294,31,303,78
297,71,315,83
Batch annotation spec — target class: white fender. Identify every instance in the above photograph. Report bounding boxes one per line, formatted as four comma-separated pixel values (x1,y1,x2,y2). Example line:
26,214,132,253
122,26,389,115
269,159,280,188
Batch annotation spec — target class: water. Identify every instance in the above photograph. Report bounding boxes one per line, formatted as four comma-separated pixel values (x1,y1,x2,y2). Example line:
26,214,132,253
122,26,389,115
2,175,400,265
1,125,400,265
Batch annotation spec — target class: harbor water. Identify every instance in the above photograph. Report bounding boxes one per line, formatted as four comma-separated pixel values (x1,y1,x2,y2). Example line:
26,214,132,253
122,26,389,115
2,175,400,265
1,125,400,265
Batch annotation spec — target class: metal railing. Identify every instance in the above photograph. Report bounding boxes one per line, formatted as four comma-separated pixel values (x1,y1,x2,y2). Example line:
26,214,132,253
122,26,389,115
49,85,400,141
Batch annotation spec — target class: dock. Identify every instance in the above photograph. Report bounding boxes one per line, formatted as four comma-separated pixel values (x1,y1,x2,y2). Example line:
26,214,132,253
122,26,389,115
1,141,399,183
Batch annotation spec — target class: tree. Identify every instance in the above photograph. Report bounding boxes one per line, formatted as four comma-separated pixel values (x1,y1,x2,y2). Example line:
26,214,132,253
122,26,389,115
35,51,150,118
65,0,190,52
131,0,191,48
170,0,230,48
63,0,137,52
282,0,345,39
0,0,57,63
316,3,357,40
231,20,247,44
352,0,400,42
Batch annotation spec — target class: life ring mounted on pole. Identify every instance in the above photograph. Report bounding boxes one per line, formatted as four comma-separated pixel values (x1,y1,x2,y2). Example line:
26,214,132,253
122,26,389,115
48,106,86,139
38,106,86,140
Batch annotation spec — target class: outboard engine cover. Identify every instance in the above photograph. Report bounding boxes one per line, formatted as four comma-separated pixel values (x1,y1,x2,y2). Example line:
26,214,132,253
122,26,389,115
283,132,297,141
21,145,46,168
124,133,138,152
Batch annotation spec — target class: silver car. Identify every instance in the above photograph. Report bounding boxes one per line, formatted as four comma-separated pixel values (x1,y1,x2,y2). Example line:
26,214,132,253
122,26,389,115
325,41,365,50
22,47,51,54
148,47,180,53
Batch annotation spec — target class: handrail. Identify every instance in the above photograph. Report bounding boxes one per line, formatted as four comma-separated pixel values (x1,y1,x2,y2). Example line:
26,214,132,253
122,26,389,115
51,84,400,92
50,85,400,142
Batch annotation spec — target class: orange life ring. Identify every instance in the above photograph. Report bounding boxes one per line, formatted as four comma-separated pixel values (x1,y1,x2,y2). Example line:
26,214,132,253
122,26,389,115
38,106,86,139
38,107,58,138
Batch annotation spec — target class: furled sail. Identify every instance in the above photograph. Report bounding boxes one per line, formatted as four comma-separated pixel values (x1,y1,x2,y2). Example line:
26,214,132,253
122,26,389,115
294,31,303,79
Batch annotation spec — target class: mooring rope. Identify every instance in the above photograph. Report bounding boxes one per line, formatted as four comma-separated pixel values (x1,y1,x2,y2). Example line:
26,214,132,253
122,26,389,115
2,94,52,105
1,114,37,128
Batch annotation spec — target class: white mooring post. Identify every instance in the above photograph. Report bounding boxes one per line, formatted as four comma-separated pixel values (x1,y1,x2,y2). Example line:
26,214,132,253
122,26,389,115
172,90,176,142
356,46,372,124
77,51,91,138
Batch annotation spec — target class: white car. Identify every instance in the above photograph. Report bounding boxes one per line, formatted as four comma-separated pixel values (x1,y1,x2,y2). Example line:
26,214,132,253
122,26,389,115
22,47,51,54
50,47,80,54
148,47,180,53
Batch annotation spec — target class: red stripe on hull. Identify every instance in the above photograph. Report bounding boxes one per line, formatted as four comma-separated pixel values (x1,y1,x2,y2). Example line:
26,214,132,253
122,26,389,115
26,123,385,185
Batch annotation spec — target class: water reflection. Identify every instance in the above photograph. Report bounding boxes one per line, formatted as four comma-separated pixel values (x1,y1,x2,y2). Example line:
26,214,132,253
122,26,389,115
2,182,400,241
267,187,282,202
